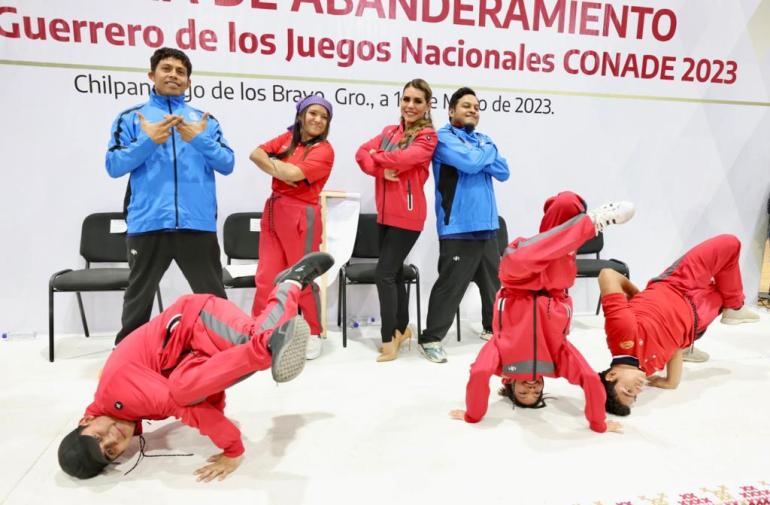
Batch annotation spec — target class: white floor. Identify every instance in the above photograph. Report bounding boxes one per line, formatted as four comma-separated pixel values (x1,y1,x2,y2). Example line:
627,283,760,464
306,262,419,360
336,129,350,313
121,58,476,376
2,309,769,505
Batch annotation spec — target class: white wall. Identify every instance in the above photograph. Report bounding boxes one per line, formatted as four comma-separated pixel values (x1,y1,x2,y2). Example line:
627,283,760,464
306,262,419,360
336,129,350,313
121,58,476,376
0,0,768,336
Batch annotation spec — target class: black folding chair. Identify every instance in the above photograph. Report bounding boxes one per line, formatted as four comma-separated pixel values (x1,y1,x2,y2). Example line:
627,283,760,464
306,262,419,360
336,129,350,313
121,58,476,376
337,214,421,347
576,232,630,314
48,212,163,362
222,212,262,289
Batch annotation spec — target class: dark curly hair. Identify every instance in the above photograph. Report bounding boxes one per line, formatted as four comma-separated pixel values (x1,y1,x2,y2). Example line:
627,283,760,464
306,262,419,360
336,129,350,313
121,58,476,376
599,369,631,416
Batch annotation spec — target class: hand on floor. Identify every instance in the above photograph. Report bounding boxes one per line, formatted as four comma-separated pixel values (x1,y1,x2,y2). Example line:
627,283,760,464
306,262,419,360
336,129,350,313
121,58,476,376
194,453,243,482
647,375,677,389
605,420,624,433
449,409,466,420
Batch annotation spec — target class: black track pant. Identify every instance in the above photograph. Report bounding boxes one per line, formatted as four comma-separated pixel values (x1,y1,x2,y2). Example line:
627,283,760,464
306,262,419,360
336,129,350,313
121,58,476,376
420,238,500,344
115,231,226,344
375,224,421,343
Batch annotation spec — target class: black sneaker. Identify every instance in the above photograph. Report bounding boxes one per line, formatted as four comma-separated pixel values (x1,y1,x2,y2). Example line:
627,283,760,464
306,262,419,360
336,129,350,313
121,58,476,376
269,316,311,383
274,252,334,289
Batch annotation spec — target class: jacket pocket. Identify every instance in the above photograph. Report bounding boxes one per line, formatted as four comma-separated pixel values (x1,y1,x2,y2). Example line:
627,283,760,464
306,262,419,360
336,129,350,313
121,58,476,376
407,180,413,212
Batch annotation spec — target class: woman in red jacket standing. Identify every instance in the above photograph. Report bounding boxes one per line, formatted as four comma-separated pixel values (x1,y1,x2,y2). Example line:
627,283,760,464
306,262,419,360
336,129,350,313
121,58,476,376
356,79,438,362
250,96,334,360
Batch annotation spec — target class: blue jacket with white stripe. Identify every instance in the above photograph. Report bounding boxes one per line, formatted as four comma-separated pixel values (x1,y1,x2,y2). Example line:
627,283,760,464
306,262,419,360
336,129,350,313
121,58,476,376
105,89,234,234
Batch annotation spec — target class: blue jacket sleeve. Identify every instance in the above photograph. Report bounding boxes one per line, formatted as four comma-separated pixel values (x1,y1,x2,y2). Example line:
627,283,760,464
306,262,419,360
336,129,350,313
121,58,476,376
187,117,235,175
105,111,159,178
482,135,510,182
434,129,499,175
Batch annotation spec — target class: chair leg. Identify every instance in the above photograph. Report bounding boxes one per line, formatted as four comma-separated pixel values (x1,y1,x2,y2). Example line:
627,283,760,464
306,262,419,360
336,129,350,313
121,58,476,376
456,308,461,342
342,280,348,348
415,272,422,339
595,297,602,316
337,271,343,327
406,281,412,327
76,292,89,338
156,289,164,312
49,287,55,363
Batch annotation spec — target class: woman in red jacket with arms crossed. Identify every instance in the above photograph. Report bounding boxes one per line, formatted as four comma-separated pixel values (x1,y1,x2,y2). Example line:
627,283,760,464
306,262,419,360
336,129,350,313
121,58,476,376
356,79,438,362
249,96,334,360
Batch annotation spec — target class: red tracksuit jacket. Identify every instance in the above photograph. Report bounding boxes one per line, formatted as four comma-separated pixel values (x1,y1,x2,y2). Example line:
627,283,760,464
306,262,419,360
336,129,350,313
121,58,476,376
85,285,299,457
464,192,608,432
356,124,437,232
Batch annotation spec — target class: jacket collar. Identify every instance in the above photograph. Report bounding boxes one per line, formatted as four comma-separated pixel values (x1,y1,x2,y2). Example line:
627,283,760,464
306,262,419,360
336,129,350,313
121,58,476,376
444,122,479,142
149,88,185,110
611,355,640,368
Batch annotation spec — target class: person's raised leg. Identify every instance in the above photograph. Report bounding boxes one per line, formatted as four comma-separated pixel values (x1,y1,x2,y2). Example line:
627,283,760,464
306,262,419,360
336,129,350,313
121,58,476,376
500,193,634,284
652,234,757,327
168,253,334,402
653,235,742,304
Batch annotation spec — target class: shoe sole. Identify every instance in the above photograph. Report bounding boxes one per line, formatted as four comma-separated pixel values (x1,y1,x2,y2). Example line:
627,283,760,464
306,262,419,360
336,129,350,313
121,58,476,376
271,317,311,383
274,252,334,286
720,318,759,325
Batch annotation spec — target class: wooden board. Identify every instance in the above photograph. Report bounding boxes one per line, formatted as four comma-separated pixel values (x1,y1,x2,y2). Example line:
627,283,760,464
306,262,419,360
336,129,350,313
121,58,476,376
759,195,770,309
759,237,770,308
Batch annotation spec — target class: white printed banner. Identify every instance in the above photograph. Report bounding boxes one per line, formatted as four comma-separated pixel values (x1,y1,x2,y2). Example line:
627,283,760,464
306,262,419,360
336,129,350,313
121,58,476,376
0,0,768,334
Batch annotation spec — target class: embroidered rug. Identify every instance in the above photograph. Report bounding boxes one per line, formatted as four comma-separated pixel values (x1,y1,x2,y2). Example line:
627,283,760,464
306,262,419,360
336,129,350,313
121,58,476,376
577,480,770,505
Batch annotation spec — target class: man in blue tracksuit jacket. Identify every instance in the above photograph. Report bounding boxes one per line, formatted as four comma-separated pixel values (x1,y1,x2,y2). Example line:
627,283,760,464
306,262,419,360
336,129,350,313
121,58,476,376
106,47,234,345
418,87,510,363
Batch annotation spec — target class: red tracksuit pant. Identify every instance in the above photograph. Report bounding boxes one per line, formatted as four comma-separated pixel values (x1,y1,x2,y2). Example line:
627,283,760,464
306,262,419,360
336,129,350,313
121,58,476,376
649,234,745,334
252,193,323,334
165,282,301,406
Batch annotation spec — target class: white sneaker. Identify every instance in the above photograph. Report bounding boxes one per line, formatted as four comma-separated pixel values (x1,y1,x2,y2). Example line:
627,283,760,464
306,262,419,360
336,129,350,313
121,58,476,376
587,201,635,234
305,334,323,360
721,306,760,325
479,330,493,341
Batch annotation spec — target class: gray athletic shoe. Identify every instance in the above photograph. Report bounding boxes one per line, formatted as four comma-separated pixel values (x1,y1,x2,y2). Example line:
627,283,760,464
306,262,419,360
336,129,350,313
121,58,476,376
269,316,311,383
721,306,760,325
682,345,709,363
479,330,493,341
418,342,447,363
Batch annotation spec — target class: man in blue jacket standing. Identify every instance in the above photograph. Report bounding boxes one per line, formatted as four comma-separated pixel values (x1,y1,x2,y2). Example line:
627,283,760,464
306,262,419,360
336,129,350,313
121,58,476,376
106,48,234,345
419,87,510,363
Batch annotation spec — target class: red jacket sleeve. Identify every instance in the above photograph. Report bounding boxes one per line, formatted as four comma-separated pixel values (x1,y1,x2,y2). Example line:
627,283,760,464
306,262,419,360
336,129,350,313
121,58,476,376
464,340,502,423
370,128,437,174
355,131,385,178
176,401,245,457
555,341,607,433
